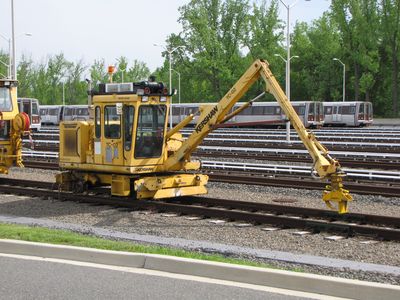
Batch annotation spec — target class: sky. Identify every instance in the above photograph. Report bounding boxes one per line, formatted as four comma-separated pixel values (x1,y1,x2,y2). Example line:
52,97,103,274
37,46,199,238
0,0,331,73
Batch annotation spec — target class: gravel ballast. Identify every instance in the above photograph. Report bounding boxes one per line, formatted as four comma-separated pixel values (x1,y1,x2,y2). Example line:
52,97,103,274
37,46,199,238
0,167,399,285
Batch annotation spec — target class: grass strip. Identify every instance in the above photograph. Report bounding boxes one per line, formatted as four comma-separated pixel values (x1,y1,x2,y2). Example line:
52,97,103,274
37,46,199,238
0,222,301,271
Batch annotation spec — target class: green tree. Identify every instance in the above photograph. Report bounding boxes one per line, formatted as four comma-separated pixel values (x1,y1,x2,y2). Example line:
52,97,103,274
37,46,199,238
162,0,250,102
90,59,108,85
291,13,341,102
114,56,150,83
380,0,400,116
16,55,34,97
0,50,9,79
331,0,380,102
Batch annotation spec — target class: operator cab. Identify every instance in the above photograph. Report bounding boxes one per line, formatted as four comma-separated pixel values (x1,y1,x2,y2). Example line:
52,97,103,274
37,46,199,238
59,79,171,175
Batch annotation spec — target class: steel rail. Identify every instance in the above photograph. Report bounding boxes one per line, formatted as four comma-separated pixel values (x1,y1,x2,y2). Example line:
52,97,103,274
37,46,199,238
207,172,400,197
195,151,400,170
201,160,400,181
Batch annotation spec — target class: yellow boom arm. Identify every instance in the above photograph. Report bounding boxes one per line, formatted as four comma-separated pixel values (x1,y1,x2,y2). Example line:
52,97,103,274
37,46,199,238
161,59,352,213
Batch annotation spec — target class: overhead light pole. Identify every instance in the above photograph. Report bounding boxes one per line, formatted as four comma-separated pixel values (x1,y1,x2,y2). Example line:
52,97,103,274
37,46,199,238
171,69,181,105
278,0,310,142
171,69,181,123
274,52,299,139
333,58,345,102
11,0,16,79
119,68,126,83
154,44,184,129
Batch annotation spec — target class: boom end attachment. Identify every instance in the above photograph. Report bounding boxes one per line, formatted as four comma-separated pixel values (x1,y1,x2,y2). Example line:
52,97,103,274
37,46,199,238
322,173,353,214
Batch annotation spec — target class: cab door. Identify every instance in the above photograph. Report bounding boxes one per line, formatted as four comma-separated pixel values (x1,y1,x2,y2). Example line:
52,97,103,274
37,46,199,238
123,105,135,166
101,104,124,165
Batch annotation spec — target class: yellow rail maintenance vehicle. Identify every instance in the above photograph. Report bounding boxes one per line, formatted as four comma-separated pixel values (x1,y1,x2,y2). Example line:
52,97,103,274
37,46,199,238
0,79,30,174
57,60,353,214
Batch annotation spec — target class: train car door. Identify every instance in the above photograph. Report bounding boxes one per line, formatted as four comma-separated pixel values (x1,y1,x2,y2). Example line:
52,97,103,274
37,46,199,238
367,103,373,121
332,106,341,122
30,100,40,129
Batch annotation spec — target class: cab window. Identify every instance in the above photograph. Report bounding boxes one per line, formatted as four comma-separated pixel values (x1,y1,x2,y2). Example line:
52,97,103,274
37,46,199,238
0,87,13,111
104,105,121,139
95,106,101,138
123,105,135,151
135,105,166,158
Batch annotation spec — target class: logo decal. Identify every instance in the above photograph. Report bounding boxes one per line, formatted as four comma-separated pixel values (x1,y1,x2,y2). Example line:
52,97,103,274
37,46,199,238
195,106,219,133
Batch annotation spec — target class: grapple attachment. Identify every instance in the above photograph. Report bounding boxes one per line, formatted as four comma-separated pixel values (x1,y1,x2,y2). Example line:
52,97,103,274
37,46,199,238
322,173,353,214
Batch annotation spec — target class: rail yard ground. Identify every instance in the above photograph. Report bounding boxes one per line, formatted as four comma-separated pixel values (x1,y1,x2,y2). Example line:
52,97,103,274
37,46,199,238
0,165,399,285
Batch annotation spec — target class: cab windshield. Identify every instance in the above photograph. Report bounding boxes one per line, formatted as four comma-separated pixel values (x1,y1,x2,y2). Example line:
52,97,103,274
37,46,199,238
0,87,13,111
135,105,166,158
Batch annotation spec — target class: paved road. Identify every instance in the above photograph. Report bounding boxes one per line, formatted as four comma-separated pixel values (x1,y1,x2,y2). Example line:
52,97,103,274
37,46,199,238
0,254,316,300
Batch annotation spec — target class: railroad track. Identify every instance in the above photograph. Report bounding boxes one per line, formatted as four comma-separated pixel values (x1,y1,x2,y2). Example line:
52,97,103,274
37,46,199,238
201,140,400,154
195,150,400,170
21,159,400,197
0,178,398,241
24,139,400,154
206,171,400,198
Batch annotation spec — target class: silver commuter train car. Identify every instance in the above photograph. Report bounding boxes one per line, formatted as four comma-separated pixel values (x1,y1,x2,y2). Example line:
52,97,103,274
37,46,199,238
39,105,63,125
323,101,373,127
62,105,89,122
172,101,324,128
39,104,90,125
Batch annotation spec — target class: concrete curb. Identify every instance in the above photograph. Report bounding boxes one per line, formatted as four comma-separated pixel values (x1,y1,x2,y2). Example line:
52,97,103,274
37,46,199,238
1,239,399,299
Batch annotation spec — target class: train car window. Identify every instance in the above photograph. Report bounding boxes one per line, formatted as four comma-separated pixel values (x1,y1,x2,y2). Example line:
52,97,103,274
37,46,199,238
39,108,47,115
135,105,166,158
186,107,198,115
49,108,58,115
358,104,365,113
333,107,337,114
324,106,332,115
341,106,355,115
275,107,281,114
65,108,73,116
0,88,13,111
264,106,276,115
95,106,101,138
338,106,342,114
104,106,121,139
32,102,38,115
241,107,252,115
22,102,30,114
293,105,305,115
172,106,180,115
308,103,315,114
253,106,264,115
123,105,135,151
